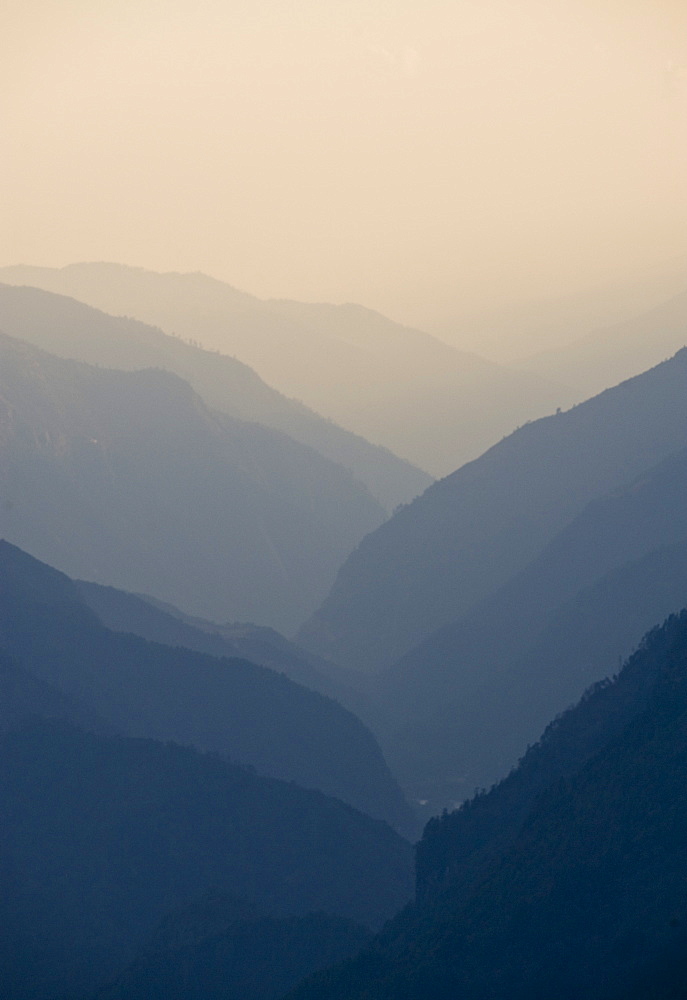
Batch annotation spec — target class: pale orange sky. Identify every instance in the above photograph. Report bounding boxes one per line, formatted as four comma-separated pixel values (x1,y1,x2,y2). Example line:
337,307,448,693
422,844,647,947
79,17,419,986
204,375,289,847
3,0,687,334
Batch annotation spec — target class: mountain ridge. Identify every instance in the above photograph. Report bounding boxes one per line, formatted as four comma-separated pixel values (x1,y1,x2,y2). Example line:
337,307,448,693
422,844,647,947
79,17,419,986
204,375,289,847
0,263,575,477
519,284,687,396
0,281,431,511
0,719,413,1000
0,539,414,832
0,329,386,632
298,348,687,671
286,610,687,1000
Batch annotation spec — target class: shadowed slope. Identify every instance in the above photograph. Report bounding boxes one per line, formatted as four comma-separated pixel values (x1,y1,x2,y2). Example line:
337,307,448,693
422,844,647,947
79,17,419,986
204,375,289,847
0,331,385,632
299,349,687,671
92,899,372,1000
374,445,687,810
0,540,415,833
287,611,687,1000
0,722,412,1000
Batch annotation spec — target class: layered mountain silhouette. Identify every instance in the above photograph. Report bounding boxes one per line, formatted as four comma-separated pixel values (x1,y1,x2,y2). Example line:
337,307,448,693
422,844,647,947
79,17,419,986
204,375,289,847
432,263,687,363
299,349,687,672
0,263,574,477
2,260,685,1000
0,540,414,832
76,580,359,708
374,445,687,811
0,721,412,1000
287,611,687,1000
0,281,430,511
520,284,687,398
0,331,387,632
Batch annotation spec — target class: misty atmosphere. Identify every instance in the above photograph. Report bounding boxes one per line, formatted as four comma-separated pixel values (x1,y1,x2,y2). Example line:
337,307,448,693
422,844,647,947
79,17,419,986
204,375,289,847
2,1,687,998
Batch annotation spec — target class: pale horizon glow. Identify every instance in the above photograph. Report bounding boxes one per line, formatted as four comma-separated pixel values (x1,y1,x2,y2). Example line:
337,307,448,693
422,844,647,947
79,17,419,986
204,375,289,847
3,0,687,345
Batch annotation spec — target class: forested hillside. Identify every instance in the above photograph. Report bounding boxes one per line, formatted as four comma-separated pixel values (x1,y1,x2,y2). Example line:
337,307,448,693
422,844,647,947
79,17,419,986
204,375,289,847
287,611,687,1000
0,722,412,1000
92,901,371,1000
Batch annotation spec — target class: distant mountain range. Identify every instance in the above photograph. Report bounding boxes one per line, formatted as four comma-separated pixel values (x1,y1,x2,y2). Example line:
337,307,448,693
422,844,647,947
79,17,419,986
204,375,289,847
430,261,687,362
0,281,430,511
519,284,687,397
3,260,687,1000
0,263,575,477
299,348,687,672
287,610,687,1000
0,330,387,632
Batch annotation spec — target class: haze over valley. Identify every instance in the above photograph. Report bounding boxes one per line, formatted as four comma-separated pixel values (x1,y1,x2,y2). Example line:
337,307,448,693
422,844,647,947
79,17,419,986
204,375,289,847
3,1,687,998
0,264,577,477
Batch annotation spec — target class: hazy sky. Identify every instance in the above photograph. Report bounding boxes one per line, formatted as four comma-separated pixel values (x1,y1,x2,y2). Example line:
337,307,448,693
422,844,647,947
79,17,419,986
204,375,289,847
3,0,687,330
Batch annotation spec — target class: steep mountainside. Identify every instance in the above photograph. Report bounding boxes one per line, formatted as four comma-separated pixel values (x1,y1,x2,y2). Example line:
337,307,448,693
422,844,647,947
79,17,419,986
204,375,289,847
287,611,687,1000
0,331,386,632
0,541,414,832
299,350,687,671
0,721,413,1000
0,263,574,477
390,541,687,816
374,445,687,810
0,282,431,511
520,285,687,397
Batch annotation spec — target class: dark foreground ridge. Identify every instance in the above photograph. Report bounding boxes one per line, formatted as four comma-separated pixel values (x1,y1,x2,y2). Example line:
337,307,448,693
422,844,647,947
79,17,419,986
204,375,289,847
0,721,412,1000
287,610,687,1000
0,539,415,833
